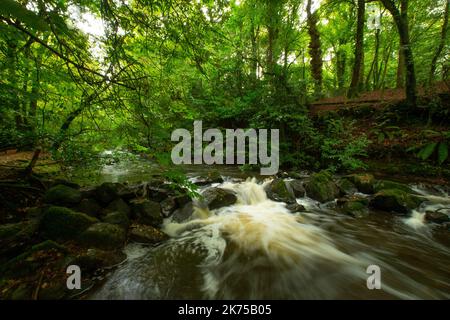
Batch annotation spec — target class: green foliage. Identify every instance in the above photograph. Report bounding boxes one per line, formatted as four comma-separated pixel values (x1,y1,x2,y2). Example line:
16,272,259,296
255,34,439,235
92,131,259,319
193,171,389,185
0,0,49,31
320,119,370,172
0,0,448,178
438,142,448,165
417,142,438,160
408,130,450,164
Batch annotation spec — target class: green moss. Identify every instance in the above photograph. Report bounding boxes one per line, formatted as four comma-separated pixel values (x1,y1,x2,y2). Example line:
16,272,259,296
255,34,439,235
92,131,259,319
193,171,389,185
77,223,126,250
305,170,339,202
373,180,412,193
340,197,369,218
40,206,98,241
102,211,130,230
370,189,423,214
336,178,357,195
44,184,82,206
267,178,295,203
346,173,375,194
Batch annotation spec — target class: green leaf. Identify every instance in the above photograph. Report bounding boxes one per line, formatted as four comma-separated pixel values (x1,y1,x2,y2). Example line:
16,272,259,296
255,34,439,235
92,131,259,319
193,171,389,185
377,132,385,144
438,142,448,165
0,0,49,31
417,142,437,161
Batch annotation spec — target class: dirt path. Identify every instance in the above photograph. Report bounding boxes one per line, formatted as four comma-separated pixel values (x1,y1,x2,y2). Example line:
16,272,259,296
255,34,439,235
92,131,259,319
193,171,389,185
310,81,449,114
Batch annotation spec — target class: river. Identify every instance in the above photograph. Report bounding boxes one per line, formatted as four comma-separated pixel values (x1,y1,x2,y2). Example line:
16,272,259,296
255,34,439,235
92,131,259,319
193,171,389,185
70,153,450,299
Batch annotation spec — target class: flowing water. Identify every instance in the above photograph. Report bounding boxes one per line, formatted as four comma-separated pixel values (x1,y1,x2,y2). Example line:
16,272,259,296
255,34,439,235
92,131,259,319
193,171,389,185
89,175,450,300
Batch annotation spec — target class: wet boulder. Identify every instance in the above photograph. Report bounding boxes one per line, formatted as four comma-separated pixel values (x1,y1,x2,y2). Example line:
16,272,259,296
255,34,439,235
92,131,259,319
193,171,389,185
373,180,412,194
193,170,224,186
44,184,82,206
370,189,423,214
288,180,306,198
336,178,357,196
79,186,97,199
286,203,306,213
146,185,170,202
304,171,339,203
40,206,98,241
130,199,163,227
75,198,102,217
174,194,192,208
78,223,126,250
117,184,142,201
425,211,450,224
266,179,296,204
102,211,130,230
338,196,369,218
70,248,126,272
200,187,238,210
129,224,169,244
346,173,375,194
172,202,195,223
160,197,177,217
94,182,123,205
103,198,131,218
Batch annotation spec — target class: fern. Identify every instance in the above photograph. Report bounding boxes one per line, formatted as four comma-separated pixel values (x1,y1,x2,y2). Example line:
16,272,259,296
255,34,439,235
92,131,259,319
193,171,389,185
438,142,448,165
417,143,437,161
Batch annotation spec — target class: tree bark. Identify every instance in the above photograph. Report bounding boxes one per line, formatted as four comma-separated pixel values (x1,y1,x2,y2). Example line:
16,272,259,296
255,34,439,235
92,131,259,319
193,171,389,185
306,0,323,97
380,0,417,107
348,0,365,98
429,0,449,85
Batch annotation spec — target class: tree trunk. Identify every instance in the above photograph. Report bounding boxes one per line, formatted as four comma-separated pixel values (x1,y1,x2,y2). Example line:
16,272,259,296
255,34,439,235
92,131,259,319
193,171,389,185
348,0,365,98
250,19,259,83
306,0,323,97
336,45,347,92
396,47,405,88
429,0,449,85
380,0,417,107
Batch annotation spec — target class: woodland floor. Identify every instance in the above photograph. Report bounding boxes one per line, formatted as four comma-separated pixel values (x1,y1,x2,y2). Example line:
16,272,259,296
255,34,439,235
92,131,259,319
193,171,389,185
310,81,449,114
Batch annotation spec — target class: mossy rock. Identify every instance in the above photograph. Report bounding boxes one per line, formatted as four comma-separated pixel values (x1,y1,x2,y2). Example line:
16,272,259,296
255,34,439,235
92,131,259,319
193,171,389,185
0,240,67,279
304,171,339,203
103,198,131,218
266,179,296,204
286,203,306,213
130,199,163,227
200,187,238,209
339,196,369,218
102,211,130,230
129,224,169,244
288,180,306,198
206,170,224,183
95,182,122,205
70,249,126,272
40,206,98,241
77,223,126,250
172,202,194,223
425,211,450,224
336,178,357,196
373,180,412,193
75,198,102,217
370,189,423,214
345,173,375,194
44,184,82,206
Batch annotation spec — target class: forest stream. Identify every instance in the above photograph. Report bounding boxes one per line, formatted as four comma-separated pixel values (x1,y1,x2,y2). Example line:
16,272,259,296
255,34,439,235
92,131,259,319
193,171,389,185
70,155,450,300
